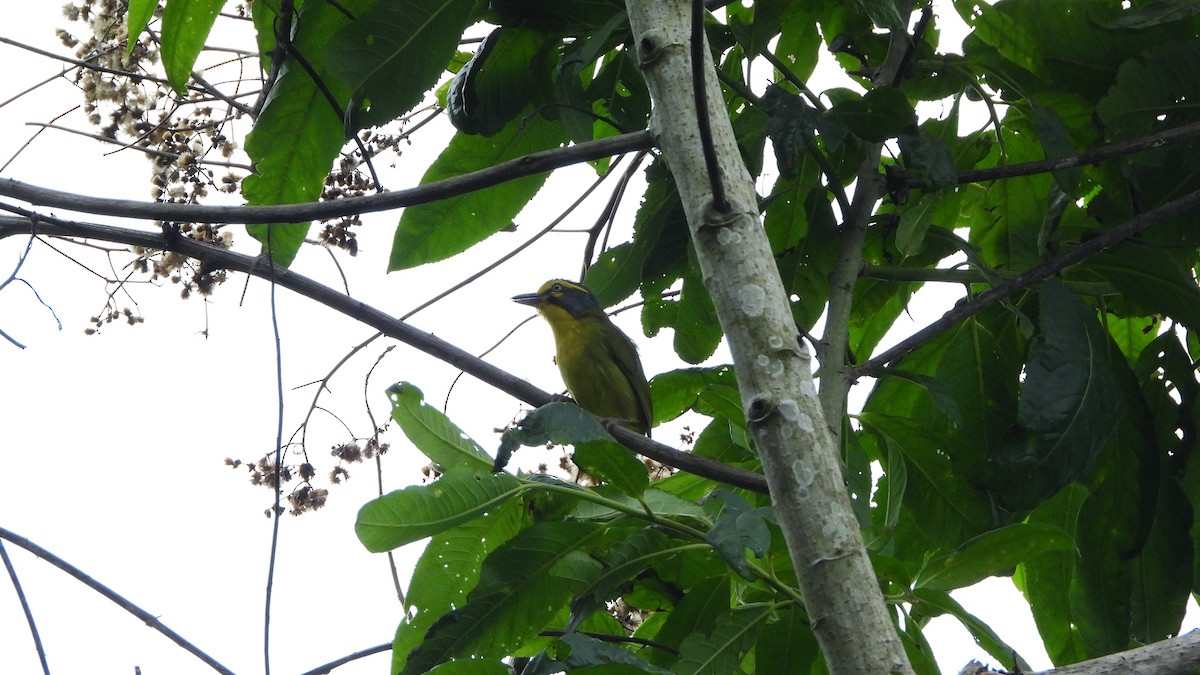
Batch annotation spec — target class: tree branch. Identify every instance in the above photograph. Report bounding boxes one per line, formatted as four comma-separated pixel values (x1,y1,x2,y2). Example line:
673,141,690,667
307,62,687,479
909,118,1200,189
852,187,1200,376
0,131,655,224
818,0,915,440
961,630,1200,675
0,526,235,675
0,214,768,493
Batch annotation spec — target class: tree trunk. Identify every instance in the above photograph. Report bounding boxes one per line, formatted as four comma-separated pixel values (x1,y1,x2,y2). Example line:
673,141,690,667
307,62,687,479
623,1,913,673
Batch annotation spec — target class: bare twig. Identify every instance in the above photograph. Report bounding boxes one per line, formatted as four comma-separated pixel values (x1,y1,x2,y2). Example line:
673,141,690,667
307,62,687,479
297,642,391,675
0,540,50,675
691,0,728,212
0,526,236,675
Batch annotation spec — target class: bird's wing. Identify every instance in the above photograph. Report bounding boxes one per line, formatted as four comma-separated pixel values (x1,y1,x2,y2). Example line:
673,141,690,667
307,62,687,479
607,328,654,437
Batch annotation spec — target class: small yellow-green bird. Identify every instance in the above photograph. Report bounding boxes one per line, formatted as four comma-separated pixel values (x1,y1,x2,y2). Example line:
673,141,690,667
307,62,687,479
513,279,654,437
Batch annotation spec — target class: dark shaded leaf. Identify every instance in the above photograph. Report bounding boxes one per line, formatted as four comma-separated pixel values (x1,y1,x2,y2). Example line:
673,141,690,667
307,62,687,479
328,0,473,129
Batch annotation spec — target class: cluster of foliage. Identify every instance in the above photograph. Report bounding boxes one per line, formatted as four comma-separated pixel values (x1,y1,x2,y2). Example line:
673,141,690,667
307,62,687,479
54,0,1200,672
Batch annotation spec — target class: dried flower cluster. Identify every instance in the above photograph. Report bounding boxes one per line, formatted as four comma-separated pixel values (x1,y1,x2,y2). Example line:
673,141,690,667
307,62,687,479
224,434,389,517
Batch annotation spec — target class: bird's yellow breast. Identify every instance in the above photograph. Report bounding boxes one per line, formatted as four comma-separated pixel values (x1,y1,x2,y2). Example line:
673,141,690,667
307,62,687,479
539,305,645,428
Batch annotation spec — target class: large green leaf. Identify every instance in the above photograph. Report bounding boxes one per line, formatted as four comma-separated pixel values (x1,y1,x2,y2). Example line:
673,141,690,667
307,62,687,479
389,112,568,270
1017,483,1089,666
243,0,372,266
125,0,157,56
642,575,731,668
391,503,525,674
1088,247,1200,337
987,279,1124,511
386,382,494,472
448,27,555,136
674,604,772,675
356,469,525,551
1129,478,1194,643
753,605,818,675
826,87,917,143
159,0,225,94
1096,41,1200,139
327,0,474,129
674,261,721,364
535,631,669,673
911,588,1032,672
1071,439,1141,656
858,414,994,560
953,0,1049,79
586,160,682,307
403,522,604,673
915,523,1074,592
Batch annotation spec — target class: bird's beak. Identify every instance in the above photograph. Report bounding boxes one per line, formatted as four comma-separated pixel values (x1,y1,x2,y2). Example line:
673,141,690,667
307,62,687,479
512,292,541,307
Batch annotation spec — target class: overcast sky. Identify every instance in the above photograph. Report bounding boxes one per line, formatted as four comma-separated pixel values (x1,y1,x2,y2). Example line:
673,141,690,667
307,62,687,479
4,3,1188,674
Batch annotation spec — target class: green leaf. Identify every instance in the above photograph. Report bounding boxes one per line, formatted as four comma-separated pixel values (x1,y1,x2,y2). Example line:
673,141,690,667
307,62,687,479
674,263,721,364
403,522,604,673
536,632,670,673
848,0,907,30
873,367,961,427
587,160,682,307
753,606,818,675
898,129,957,190
500,402,648,497
1102,0,1200,29
449,27,554,136
425,660,513,674
988,279,1124,511
1096,41,1200,139
953,0,1049,79
915,523,1075,591
649,366,739,424
327,0,474,129
1017,483,1089,666
726,0,789,56
1089,247,1200,337
1129,478,1194,643
1028,102,1080,194
705,490,772,579
858,413,994,557
125,0,157,56
1071,441,1141,656
356,469,524,552
386,382,494,472
641,574,731,667
391,503,525,674
826,87,916,143
159,0,224,94
389,112,568,270
243,0,371,266
911,588,1032,672
674,604,772,675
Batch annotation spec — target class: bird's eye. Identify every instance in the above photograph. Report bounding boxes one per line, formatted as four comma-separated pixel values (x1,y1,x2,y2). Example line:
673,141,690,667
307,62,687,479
551,283,563,292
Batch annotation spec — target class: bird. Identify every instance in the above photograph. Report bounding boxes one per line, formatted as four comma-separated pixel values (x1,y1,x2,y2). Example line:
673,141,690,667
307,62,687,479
512,279,654,437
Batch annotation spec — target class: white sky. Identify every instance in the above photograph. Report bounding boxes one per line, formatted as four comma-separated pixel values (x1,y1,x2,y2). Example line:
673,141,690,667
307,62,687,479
2,2,1189,674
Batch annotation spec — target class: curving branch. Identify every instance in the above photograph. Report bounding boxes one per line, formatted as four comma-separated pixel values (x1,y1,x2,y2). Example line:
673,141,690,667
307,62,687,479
0,130,655,224
0,214,768,493
0,526,236,675
908,118,1200,189
852,187,1200,376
